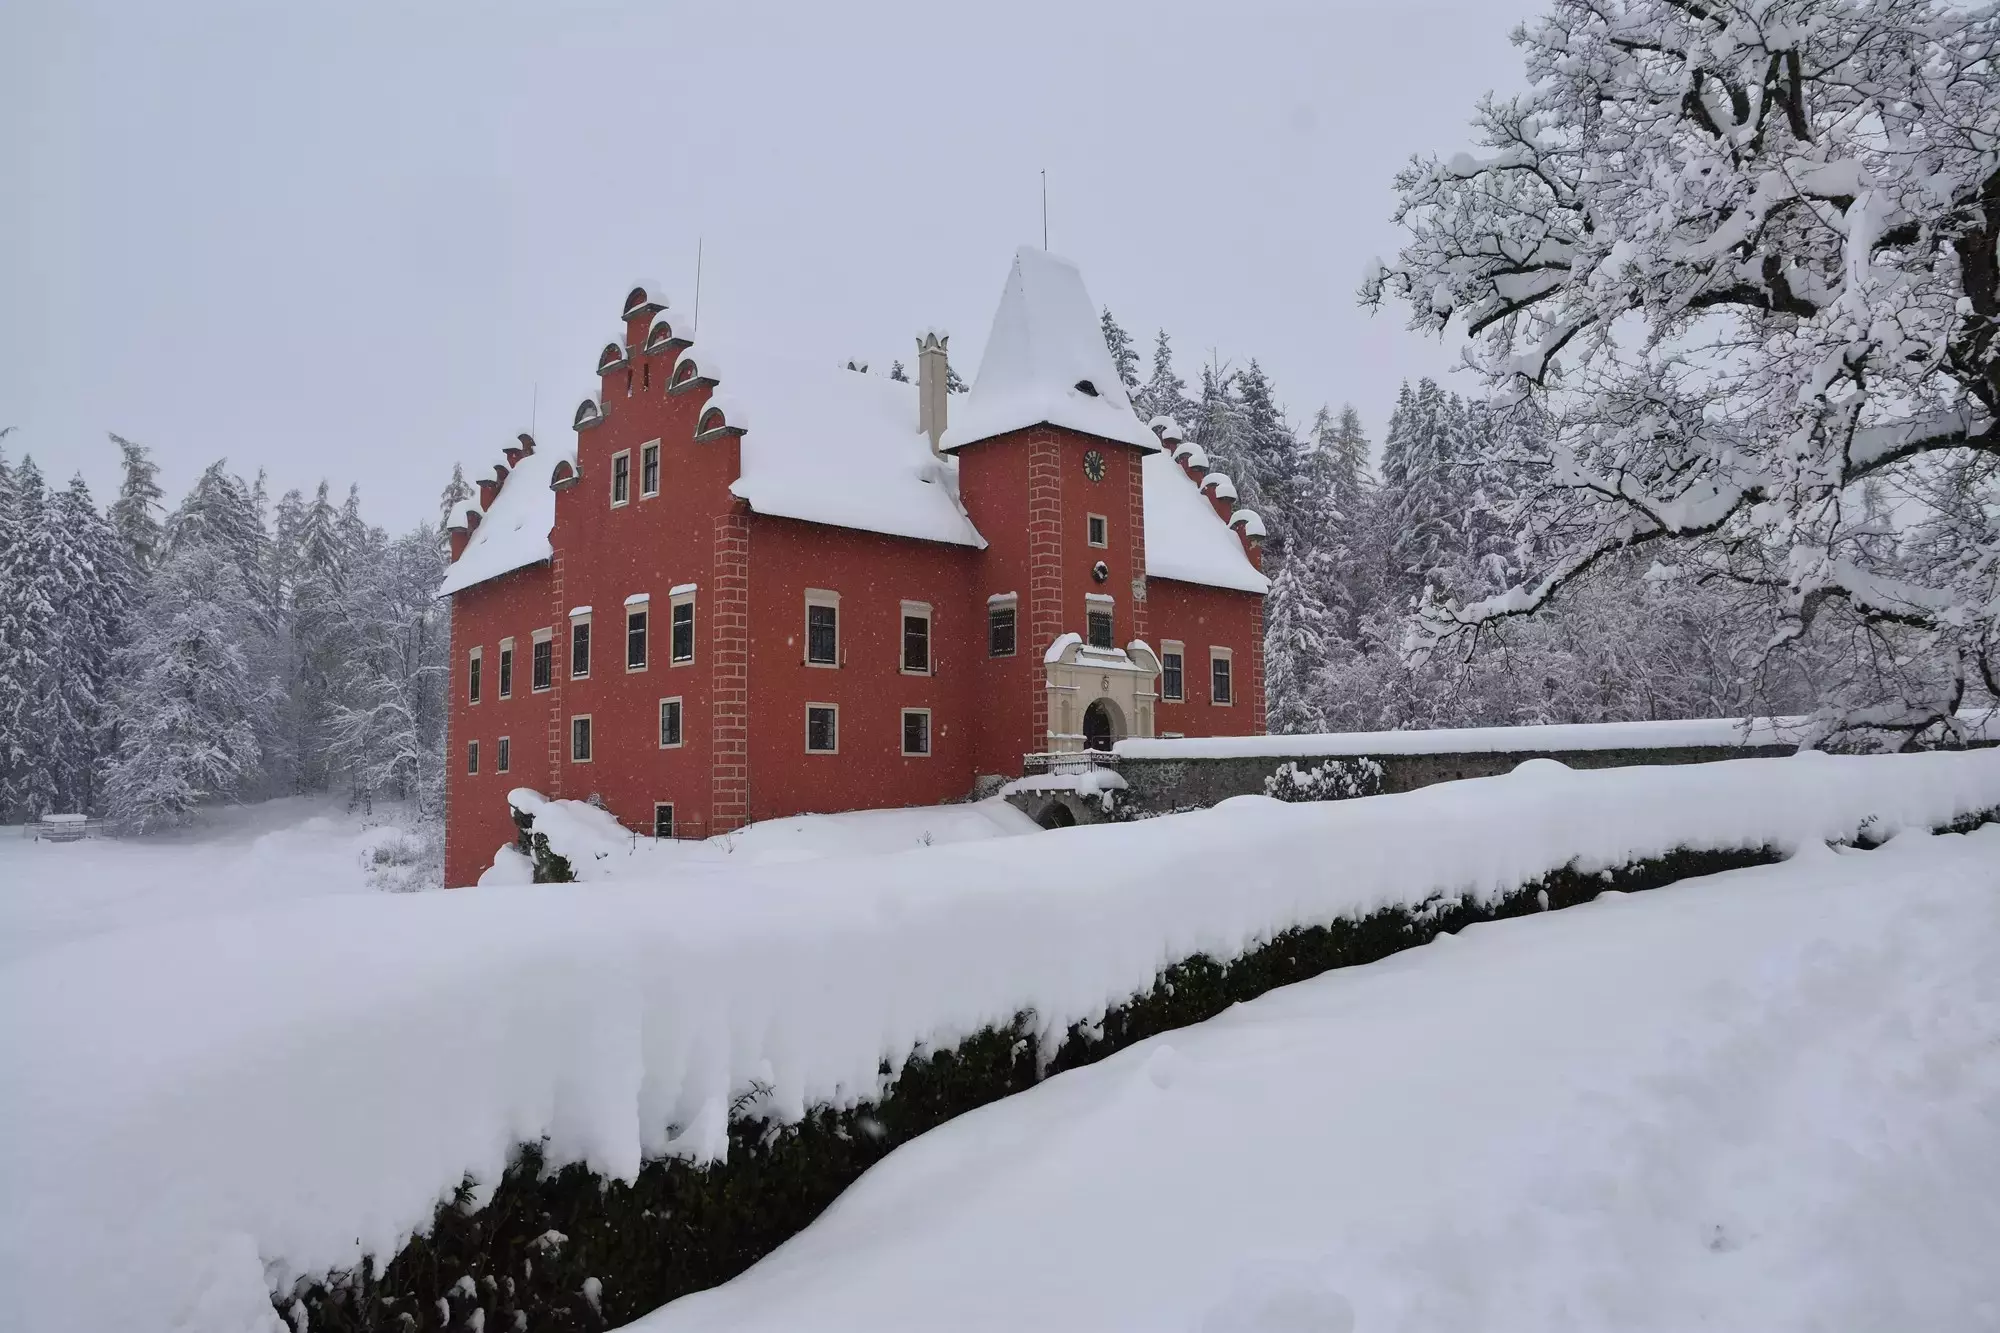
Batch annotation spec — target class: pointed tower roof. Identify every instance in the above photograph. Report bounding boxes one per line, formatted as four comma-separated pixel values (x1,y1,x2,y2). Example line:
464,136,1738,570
939,247,1161,454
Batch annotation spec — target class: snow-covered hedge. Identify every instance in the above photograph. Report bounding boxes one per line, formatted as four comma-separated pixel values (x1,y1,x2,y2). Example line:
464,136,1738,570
1263,757,1384,802
4,752,1999,1332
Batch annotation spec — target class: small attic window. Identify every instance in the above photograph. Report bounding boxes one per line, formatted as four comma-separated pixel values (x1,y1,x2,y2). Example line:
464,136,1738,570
1074,379,1099,397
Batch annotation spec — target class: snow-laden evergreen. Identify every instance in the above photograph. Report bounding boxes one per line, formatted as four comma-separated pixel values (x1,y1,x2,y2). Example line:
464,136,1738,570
101,545,267,832
1098,307,1140,395
0,432,454,872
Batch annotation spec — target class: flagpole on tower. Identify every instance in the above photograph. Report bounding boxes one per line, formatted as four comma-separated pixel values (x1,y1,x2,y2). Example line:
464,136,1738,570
1041,170,1048,249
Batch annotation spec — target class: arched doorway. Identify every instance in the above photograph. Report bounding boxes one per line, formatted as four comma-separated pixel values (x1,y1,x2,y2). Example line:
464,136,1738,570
1082,698,1123,751
1037,801,1077,830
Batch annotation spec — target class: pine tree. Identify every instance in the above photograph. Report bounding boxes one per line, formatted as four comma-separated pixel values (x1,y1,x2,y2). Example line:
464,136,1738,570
1262,553,1336,734
41,476,130,812
1228,360,1297,521
887,360,909,383
437,464,473,533
106,435,166,575
1100,308,1141,394
1379,379,1462,603
103,545,265,831
1137,330,1195,428
1327,405,1369,530
0,458,57,818
327,525,449,813
164,461,273,618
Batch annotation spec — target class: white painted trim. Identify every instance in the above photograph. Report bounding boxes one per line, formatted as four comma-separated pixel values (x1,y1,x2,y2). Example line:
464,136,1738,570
610,449,632,507
805,702,839,754
900,707,933,757
639,439,662,498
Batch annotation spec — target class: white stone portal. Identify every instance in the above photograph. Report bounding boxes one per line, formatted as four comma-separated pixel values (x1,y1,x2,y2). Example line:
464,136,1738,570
1043,636,1160,753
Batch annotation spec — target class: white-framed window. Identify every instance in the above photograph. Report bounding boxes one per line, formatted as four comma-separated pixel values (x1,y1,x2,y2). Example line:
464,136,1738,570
671,586,696,665
901,707,932,756
498,637,515,698
1161,639,1185,702
988,595,1017,657
610,450,631,507
658,696,684,748
1210,647,1234,705
466,739,479,774
640,440,661,497
570,714,594,763
1087,513,1109,547
901,601,932,675
531,628,553,692
626,600,649,671
1085,596,1114,650
653,802,675,838
570,613,591,679
806,702,839,753
805,589,839,667
468,646,483,704
496,735,511,773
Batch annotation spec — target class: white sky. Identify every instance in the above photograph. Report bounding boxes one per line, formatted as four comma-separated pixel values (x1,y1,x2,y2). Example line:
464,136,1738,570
2,0,1539,533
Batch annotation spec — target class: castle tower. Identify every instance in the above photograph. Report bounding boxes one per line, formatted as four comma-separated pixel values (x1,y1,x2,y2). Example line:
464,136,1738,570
941,248,1165,767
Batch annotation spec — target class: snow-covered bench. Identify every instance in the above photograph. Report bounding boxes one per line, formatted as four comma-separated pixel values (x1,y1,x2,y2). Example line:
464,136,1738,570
27,814,99,842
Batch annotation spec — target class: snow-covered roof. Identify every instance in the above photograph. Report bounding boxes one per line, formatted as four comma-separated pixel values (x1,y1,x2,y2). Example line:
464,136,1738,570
720,341,986,548
440,252,1267,597
1142,450,1269,594
940,248,1161,455
437,433,575,597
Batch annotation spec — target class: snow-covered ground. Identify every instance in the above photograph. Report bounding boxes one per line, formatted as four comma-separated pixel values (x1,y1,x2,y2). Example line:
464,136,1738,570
3,752,1996,1333
487,793,1039,883
640,828,2000,1333
0,797,422,965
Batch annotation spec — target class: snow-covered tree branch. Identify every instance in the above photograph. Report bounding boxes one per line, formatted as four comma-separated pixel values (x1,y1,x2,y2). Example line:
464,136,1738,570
1367,0,2000,743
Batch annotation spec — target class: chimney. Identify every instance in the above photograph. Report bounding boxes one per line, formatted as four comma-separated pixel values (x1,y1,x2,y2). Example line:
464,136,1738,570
917,330,949,455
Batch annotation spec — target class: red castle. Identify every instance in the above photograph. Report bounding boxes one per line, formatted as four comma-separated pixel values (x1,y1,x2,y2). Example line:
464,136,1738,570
440,248,1268,885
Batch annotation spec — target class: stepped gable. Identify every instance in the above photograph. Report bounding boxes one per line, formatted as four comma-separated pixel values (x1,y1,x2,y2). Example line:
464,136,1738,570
438,426,571,596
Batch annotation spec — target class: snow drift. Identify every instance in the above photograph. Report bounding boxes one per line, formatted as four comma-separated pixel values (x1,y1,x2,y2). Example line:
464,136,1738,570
3,750,1998,1332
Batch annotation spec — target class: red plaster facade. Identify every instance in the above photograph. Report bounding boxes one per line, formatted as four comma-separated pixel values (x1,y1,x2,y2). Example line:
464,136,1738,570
442,287,1265,887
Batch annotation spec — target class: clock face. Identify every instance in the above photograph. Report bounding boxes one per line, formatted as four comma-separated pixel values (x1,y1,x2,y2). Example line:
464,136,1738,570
1082,449,1106,483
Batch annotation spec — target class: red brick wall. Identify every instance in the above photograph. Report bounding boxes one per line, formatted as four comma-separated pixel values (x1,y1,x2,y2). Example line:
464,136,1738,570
954,429,1037,775
443,564,556,886
1146,576,1266,738
742,515,979,820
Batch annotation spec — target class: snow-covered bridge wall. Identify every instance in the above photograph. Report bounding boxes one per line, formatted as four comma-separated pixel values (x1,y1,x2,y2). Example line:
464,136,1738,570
1092,715,1999,823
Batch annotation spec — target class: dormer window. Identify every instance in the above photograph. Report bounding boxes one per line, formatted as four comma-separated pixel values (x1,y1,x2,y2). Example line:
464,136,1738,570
1074,379,1099,397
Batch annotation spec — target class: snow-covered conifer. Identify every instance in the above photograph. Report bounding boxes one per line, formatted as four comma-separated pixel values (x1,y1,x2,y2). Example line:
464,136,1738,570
41,476,130,812
0,458,57,818
106,434,166,574
1099,308,1141,394
1136,330,1196,427
103,544,265,831
436,464,472,533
